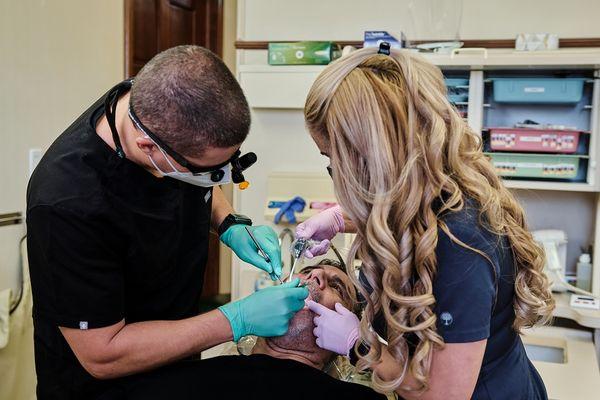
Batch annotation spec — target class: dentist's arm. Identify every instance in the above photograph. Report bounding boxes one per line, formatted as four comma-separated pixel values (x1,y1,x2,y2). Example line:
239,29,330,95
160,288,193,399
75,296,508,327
60,310,232,379
61,279,308,380
211,185,234,229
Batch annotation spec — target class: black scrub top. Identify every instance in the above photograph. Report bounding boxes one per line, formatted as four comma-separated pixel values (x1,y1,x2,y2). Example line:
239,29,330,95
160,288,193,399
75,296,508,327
118,354,387,399
26,88,213,399
361,200,547,400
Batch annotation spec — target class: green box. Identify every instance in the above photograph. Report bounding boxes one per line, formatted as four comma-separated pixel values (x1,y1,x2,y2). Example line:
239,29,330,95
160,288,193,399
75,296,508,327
485,153,581,179
268,41,340,65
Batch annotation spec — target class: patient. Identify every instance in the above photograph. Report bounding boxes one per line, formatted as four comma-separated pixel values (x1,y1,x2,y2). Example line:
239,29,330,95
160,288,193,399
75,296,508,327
122,260,386,400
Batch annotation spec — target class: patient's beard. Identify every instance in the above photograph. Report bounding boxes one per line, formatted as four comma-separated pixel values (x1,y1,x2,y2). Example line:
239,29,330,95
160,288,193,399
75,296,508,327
266,281,332,366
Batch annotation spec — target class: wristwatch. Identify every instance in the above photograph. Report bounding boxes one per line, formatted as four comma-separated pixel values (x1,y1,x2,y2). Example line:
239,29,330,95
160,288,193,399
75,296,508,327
218,213,253,236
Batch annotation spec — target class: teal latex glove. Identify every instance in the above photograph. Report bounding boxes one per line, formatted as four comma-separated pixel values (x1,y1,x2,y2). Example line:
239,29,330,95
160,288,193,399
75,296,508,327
219,278,309,341
220,224,283,280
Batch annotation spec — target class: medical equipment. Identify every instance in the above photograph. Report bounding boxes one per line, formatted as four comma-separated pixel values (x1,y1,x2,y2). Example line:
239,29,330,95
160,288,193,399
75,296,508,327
245,226,283,284
286,238,311,283
533,229,596,297
570,294,600,310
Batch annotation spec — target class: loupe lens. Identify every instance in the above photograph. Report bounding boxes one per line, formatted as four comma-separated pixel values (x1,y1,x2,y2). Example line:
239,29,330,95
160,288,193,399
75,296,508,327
210,169,225,182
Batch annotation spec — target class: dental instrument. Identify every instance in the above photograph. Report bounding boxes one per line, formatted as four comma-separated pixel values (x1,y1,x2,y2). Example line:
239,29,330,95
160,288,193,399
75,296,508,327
245,226,283,284
287,238,310,283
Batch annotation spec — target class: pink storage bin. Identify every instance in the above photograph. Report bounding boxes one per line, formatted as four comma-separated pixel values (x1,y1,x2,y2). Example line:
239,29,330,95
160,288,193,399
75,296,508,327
489,127,582,154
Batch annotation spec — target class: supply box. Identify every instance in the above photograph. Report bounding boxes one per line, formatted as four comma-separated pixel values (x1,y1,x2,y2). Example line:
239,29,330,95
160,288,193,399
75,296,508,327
486,153,582,179
492,78,585,104
489,127,583,153
268,42,341,65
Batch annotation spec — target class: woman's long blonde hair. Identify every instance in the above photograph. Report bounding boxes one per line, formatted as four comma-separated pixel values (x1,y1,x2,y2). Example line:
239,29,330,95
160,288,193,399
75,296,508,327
304,48,555,394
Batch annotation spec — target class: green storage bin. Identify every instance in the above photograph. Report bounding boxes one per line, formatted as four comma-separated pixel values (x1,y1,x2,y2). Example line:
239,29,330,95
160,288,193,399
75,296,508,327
486,153,581,179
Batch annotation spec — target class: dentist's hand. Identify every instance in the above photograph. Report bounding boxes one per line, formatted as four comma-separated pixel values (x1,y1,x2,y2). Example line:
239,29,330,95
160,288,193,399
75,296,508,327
307,300,359,356
220,225,283,280
295,205,345,258
219,278,309,341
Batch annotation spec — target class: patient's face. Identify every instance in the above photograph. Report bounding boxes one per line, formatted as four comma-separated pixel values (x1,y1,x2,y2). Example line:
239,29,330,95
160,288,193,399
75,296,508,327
267,263,356,360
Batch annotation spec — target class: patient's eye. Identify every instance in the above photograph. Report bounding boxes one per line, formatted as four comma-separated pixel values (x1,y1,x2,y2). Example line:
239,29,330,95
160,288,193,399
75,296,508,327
299,266,318,275
329,280,344,295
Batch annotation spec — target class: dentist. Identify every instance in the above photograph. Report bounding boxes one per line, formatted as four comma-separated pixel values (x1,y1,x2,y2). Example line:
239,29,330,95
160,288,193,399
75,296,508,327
27,45,307,399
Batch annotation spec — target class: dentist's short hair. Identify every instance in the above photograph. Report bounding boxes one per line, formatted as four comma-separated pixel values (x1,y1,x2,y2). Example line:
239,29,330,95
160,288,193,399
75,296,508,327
131,45,250,157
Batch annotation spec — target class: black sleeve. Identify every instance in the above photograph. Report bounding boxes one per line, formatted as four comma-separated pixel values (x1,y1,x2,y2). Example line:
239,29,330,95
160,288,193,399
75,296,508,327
433,226,497,343
27,205,125,329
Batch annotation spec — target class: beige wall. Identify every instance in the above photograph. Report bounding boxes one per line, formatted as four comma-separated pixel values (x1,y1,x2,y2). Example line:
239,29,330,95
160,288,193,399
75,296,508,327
0,0,124,291
0,0,124,214
238,0,600,41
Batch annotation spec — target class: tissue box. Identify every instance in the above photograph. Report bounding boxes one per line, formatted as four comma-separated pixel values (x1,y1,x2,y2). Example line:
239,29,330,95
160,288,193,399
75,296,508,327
268,42,341,65
515,33,559,51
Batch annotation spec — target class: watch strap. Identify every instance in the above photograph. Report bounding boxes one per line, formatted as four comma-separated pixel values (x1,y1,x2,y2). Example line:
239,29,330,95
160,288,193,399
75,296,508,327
217,213,252,236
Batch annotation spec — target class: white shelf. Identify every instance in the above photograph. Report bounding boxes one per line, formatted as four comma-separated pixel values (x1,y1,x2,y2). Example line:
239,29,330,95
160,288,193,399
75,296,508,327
503,180,598,192
425,48,600,69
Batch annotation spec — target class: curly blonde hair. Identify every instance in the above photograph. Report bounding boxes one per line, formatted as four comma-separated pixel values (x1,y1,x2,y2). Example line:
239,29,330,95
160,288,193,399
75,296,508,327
304,47,555,394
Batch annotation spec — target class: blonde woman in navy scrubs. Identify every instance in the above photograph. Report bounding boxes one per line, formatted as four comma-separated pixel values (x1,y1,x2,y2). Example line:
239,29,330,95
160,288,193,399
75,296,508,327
296,45,556,399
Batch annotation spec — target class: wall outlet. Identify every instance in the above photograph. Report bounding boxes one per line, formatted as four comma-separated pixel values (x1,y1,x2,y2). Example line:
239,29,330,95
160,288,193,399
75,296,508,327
29,148,43,176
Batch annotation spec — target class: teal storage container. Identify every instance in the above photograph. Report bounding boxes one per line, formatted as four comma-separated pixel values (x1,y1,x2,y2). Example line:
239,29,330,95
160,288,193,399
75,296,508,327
486,153,581,179
445,78,469,103
445,78,469,87
493,78,585,104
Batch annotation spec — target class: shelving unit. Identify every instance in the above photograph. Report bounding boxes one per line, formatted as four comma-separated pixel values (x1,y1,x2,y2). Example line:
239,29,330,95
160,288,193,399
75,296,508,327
233,48,600,301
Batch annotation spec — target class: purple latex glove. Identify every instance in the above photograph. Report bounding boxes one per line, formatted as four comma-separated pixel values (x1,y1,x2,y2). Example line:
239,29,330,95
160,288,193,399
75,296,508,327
295,205,345,258
307,300,359,356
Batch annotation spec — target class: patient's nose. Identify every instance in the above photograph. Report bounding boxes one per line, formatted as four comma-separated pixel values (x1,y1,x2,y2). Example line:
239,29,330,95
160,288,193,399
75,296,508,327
307,269,327,290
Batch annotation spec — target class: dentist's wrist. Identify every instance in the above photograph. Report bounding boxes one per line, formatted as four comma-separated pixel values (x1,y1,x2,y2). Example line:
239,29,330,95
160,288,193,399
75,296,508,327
218,213,252,237
218,301,245,342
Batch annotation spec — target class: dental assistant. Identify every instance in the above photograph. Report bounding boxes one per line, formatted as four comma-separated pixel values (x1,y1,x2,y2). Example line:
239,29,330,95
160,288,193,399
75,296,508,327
26,45,308,399
298,45,555,399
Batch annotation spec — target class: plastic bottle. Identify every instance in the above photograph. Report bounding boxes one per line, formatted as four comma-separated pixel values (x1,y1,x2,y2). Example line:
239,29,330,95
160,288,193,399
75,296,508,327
576,253,592,292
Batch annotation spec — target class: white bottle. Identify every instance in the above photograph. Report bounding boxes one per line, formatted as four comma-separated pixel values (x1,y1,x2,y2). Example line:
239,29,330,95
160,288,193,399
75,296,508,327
576,253,592,292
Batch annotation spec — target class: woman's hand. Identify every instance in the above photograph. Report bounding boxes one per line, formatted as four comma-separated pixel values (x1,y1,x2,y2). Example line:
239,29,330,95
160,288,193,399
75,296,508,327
307,300,359,356
295,205,345,258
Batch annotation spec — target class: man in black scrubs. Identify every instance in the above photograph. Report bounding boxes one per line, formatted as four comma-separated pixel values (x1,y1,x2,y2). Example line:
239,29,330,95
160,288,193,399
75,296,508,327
26,45,308,399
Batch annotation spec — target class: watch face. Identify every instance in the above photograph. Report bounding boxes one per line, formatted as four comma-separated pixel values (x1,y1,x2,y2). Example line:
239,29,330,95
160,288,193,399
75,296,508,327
232,214,252,224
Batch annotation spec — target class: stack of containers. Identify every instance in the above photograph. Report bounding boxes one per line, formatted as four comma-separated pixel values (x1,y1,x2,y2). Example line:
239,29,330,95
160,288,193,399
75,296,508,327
445,76,470,121
483,76,591,181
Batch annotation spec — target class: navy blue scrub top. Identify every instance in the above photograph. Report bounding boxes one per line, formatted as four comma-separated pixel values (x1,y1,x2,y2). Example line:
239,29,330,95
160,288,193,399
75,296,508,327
361,200,547,399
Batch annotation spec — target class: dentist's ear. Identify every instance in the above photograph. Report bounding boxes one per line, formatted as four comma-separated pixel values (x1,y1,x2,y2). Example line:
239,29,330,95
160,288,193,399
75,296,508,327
135,136,156,155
